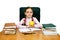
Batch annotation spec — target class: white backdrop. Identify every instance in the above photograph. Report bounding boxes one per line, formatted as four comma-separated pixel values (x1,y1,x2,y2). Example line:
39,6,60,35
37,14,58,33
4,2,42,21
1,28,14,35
0,0,60,34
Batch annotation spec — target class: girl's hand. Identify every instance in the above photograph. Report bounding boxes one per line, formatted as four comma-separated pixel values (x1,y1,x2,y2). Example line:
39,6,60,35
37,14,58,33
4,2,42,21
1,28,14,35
29,21,34,27
29,25,34,28
26,25,34,28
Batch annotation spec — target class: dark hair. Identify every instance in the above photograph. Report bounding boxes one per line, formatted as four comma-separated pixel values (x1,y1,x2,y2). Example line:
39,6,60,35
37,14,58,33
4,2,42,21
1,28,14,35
24,7,33,12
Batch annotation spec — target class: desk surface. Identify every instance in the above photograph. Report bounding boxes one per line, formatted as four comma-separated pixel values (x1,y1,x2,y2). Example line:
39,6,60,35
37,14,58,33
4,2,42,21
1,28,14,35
0,29,60,40
0,23,60,40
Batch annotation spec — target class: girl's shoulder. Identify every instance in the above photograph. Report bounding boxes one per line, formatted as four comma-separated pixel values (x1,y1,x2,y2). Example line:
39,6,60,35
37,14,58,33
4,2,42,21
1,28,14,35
22,18,25,19
21,18,25,21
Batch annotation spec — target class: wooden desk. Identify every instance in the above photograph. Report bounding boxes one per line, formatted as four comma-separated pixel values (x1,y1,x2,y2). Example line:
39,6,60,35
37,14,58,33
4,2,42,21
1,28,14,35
0,30,60,40
0,23,60,40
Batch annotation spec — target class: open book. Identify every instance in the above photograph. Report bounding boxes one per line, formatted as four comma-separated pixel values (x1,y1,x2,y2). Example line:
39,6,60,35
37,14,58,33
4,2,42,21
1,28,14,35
19,28,41,33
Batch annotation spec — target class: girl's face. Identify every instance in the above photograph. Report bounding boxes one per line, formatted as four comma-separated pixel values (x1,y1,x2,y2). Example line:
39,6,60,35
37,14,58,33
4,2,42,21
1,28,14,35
25,8,33,18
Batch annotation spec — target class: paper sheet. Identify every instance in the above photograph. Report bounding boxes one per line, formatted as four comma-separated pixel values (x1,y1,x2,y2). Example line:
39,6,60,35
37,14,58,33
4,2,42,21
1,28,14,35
19,28,30,32
19,28,41,32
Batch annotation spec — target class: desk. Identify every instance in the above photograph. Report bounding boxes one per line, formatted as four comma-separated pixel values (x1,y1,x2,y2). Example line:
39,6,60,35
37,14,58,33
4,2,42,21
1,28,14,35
0,30,60,40
0,23,60,40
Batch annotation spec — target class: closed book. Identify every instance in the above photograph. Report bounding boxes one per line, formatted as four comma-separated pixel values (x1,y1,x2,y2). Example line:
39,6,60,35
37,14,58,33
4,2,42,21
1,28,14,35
3,29,16,34
4,26,16,29
42,23,57,35
42,23,56,28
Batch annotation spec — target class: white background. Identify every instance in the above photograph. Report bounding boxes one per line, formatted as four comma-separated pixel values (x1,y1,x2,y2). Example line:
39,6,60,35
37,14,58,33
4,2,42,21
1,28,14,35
0,0,60,34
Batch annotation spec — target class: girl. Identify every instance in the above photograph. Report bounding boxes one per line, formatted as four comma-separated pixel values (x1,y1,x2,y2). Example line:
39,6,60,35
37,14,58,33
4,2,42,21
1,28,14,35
17,7,42,28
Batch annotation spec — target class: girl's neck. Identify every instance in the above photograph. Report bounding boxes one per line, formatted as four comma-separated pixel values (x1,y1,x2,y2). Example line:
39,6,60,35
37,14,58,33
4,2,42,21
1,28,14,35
26,17,32,19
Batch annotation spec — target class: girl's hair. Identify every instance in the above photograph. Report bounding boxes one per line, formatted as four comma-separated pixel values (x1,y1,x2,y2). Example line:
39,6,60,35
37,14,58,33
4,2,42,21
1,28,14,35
24,7,33,12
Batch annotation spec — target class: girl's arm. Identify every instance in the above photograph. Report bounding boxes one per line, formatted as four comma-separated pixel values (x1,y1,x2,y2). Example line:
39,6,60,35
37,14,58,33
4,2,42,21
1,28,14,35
17,18,26,28
34,17,42,28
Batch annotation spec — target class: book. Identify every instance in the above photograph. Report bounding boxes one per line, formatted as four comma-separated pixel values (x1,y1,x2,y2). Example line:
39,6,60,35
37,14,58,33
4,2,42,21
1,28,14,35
43,29,57,35
3,23,16,34
4,26,16,29
19,28,41,33
4,30,16,34
42,23,56,28
42,23,57,35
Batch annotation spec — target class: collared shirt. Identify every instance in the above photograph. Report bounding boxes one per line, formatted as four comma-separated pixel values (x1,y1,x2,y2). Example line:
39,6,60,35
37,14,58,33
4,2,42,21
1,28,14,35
17,17,42,28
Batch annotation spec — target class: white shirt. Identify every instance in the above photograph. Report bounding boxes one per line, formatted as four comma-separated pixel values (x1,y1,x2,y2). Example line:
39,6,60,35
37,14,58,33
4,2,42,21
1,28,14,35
17,17,42,28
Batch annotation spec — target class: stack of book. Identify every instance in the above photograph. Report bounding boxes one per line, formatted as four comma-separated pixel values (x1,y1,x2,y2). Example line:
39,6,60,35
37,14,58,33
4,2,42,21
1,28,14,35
3,23,16,34
42,23,57,35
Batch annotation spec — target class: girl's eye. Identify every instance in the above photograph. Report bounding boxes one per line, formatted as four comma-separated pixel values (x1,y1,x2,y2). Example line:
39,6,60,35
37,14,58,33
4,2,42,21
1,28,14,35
30,12,33,13
26,11,33,13
26,11,29,13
